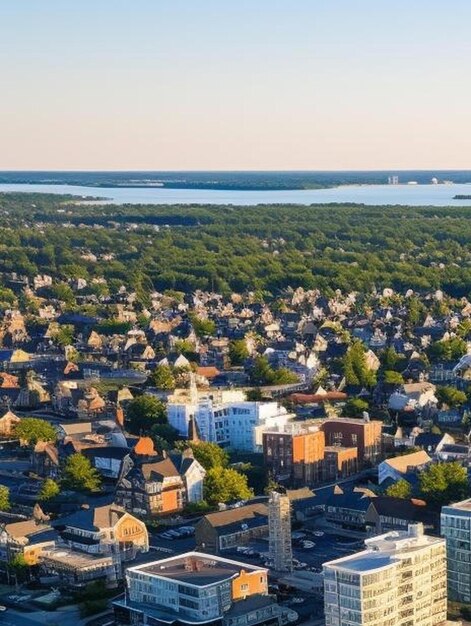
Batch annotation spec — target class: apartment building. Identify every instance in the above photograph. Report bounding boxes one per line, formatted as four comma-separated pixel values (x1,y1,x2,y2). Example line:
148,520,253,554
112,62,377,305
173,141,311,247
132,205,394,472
323,523,448,626
113,552,297,626
263,422,325,485
321,416,382,466
441,498,471,603
168,382,292,451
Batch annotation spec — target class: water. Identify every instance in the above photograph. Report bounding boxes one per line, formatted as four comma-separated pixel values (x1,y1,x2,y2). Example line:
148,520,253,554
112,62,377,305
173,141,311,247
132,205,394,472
0,182,471,206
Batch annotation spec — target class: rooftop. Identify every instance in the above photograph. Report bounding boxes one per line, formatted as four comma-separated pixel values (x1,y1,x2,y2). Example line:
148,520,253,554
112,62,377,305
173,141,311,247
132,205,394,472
443,498,471,513
324,524,444,574
128,552,264,587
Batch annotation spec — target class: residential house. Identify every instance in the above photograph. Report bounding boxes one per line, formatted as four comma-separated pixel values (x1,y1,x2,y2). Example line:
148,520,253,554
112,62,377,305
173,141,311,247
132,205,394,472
378,450,432,484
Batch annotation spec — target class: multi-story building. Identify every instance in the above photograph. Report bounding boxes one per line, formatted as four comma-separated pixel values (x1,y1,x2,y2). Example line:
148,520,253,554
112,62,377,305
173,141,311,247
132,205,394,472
113,552,297,626
441,498,471,603
116,438,205,516
52,503,149,562
321,416,382,466
263,422,325,485
268,490,293,573
323,523,448,626
168,382,293,452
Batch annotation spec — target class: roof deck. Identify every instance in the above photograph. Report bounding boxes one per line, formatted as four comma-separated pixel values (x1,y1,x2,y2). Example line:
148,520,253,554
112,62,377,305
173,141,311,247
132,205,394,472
128,552,264,586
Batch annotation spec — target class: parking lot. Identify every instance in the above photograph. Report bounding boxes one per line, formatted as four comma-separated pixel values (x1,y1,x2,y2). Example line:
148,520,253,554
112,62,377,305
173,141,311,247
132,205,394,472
221,530,362,573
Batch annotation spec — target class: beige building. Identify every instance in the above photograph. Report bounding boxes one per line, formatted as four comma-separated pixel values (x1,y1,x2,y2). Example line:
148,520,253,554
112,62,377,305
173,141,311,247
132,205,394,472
323,523,448,626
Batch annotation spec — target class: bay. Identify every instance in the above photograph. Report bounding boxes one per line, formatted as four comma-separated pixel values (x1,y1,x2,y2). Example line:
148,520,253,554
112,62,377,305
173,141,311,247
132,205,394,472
0,182,471,206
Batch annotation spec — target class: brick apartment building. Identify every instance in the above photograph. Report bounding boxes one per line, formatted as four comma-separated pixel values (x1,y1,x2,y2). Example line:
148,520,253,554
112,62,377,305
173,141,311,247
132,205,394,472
321,416,382,466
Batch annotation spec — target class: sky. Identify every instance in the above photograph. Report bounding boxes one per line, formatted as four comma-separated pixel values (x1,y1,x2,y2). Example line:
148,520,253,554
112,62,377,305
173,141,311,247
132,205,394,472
1,0,470,171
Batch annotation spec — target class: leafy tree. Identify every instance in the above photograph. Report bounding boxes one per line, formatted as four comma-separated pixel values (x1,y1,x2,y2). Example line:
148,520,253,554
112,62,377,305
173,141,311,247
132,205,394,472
0,485,10,511
15,418,57,445
246,388,263,401
229,339,249,365
150,423,180,448
176,441,229,471
39,478,60,501
383,370,404,385
250,356,298,385
96,319,132,335
174,339,195,355
385,479,412,499
380,346,402,371
436,386,467,408
8,554,30,582
405,296,426,326
62,453,101,492
150,365,176,390
342,398,369,417
428,338,467,362
204,467,253,505
125,395,167,434
53,324,74,346
190,314,216,337
419,461,469,507
343,340,376,387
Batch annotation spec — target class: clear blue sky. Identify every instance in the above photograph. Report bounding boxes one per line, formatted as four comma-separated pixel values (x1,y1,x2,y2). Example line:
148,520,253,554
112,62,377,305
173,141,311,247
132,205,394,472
1,0,470,170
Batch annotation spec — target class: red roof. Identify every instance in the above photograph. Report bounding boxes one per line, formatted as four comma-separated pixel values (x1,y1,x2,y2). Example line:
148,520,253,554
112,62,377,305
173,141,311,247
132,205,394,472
196,366,221,379
288,391,347,405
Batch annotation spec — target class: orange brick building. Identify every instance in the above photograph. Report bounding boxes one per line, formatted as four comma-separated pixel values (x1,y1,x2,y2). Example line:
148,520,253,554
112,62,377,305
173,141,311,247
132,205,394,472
321,416,382,466
263,424,325,485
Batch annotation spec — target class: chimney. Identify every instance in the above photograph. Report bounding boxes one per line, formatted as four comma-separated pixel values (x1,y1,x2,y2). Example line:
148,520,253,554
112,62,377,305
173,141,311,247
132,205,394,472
408,523,424,538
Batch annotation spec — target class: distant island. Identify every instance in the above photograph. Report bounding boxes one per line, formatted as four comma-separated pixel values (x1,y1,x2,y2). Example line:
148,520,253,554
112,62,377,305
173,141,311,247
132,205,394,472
454,195,471,200
1,170,471,191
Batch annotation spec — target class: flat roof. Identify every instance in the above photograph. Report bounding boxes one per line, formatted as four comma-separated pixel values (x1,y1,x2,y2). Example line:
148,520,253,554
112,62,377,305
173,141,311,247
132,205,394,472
41,547,113,569
325,528,444,574
324,549,395,574
128,552,265,587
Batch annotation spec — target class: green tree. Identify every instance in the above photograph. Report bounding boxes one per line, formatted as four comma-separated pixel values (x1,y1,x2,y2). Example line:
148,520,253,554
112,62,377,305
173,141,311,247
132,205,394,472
383,370,404,385
150,423,180,448
190,315,216,337
342,398,369,417
380,347,401,371
176,441,229,471
204,467,253,505
62,453,101,492
428,337,467,362
419,461,469,507
150,365,176,390
8,553,30,582
250,356,298,385
0,485,10,511
39,478,60,501
436,386,467,408
53,324,74,347
385,479,412,499
229,340,249,366
343,340,377,387
14,418,57,445
125,395,167,434
405,296,426,326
